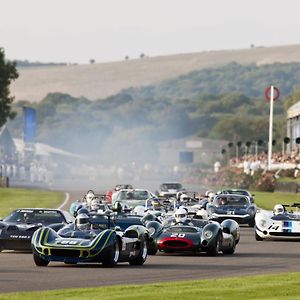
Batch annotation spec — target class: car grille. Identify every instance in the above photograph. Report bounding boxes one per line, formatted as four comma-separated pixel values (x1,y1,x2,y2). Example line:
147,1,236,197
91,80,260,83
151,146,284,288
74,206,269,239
50,249,81,257
163,240,189,248
269,232,300,237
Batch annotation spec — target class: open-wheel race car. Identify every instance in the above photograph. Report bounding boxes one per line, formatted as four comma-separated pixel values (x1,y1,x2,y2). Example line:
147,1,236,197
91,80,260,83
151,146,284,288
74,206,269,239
145,217,240,256
255,203,300,241
31,222,149,267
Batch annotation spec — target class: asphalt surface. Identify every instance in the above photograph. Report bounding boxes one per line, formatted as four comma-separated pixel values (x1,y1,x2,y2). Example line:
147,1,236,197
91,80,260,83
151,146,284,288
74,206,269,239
1,190,300,293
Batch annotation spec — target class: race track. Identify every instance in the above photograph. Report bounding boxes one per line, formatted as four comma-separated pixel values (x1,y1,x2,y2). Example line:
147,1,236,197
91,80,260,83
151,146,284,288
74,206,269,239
1,191,300,293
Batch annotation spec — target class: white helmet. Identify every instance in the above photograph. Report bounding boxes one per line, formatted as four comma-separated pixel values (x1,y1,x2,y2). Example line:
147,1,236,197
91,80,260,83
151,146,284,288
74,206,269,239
180,194,189,202
208,192,215,202
90,198,101,211
175,207,188,223
133,205,145,216
85,191,95,206
273,204,284,215
75,213,90,231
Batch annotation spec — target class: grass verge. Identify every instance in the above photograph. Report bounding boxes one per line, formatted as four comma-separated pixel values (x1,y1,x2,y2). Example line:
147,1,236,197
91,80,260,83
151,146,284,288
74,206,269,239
0,188,64,217
0,272,299,300
251,190,300,210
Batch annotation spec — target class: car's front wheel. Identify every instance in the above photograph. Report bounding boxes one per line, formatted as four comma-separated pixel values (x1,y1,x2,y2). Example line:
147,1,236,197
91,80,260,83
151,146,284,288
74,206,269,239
255,231,264,241
222,239,236,255
33,253,49,267
102,240,120,267
206,233,222,256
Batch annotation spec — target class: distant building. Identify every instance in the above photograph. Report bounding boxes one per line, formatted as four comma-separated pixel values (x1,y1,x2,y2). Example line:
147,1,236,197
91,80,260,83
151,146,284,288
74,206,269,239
158,136,227,167
287,101,300,151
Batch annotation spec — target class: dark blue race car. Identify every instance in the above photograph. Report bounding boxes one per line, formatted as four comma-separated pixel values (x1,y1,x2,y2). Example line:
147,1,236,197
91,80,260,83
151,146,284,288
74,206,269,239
207,194,256,227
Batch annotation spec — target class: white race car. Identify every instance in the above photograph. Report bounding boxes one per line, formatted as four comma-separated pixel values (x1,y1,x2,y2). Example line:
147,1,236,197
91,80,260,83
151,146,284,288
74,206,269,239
255,203,300,241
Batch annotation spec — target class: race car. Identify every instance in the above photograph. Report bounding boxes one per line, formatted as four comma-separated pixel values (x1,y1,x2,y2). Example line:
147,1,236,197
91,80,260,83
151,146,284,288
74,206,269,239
145,217,240,256
31,224,149,267
112,189,156,209
156,182,185,198
207,194,256,227
218,188,255,203
0,208,74,251
255,203,300,241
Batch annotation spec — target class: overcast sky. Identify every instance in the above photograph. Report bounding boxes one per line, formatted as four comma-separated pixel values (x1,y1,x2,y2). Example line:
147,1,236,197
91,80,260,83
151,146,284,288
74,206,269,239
1,0,300,64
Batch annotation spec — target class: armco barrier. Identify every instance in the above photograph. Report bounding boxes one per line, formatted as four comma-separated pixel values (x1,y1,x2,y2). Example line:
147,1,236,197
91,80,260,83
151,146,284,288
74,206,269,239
274,181,299,193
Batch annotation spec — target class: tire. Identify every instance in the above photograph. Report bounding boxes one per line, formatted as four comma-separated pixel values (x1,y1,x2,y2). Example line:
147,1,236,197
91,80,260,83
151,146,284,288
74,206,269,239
102,240,120,267
248,220,255,227
206,233,222,256
222,239,236,255
33,253,49,267
148,243,158,255
255,231,264,241
129,238,148,266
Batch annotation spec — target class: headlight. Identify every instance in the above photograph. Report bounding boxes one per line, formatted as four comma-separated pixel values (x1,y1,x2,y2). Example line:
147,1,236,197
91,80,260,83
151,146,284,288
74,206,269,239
148,227,156,236
259,220,267,228
203,230,213,239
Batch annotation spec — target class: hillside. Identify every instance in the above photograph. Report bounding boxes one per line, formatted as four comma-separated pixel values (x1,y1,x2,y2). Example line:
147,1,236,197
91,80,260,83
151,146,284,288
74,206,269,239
11,44,300,102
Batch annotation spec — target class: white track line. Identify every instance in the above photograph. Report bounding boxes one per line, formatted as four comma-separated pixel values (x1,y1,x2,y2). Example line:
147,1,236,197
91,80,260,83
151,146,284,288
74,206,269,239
57,192,70,210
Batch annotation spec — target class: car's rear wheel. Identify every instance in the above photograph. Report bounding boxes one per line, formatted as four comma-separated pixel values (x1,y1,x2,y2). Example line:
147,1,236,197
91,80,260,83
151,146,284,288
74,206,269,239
129,238,148,266
33,253,49,267
222,239,236,255
102,240,120,267
248,220,255,227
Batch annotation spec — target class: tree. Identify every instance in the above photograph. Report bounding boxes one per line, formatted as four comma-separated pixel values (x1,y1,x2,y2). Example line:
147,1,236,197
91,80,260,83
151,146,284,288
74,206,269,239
0,48,19,127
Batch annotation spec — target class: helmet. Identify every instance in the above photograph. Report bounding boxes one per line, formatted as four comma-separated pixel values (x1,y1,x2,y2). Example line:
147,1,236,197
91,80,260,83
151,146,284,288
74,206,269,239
273,204,284,215
205,190,212,197
85,191,95,206
133,205,145,216
90,198,102,211
176,191,183,200
174,207,188,223
208,192,215,202
75,213,90,231
77,207,89,216
180,194,189,202
112,201,123,213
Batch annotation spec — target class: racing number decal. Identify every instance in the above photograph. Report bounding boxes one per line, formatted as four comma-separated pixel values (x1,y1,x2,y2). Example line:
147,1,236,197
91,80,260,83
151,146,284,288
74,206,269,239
57,240,78,245
170,233,186,238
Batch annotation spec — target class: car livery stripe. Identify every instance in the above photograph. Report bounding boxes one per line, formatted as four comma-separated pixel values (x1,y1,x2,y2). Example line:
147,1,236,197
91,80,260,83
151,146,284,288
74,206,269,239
89,230,114,257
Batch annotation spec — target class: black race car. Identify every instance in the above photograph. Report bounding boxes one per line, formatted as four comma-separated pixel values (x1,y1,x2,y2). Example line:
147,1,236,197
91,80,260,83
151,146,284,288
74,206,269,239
0,208,74,251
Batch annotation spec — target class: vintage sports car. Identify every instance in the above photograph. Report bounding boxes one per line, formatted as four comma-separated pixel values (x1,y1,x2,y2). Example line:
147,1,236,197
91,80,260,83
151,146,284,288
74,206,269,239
0,208,73,251
156,182,185,198
112,189,156,209
31,224,149,267
255,203,300,241
217,188,255,203
207,194,256,227
145,218,240,256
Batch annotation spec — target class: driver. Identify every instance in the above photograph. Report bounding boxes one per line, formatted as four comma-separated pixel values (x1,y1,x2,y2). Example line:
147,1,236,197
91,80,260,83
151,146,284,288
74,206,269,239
273,204,285,215
220,197,228,206
174,207,193,225
75,213,91,231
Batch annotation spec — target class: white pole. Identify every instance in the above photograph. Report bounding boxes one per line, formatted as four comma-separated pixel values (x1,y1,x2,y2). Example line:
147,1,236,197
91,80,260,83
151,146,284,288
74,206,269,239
268,86,274,170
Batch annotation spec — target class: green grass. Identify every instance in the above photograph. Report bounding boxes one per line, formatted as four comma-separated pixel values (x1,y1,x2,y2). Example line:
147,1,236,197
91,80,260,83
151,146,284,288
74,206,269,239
1,272,300,300
251,190,300,210
0,188,64,217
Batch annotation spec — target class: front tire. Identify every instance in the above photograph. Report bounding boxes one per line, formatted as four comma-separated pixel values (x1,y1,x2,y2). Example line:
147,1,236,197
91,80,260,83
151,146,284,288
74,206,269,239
33,253,49,267
102,240,120,267
255,231,264,241
129,238,148,266
207,233,222,256
248,220,255,227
